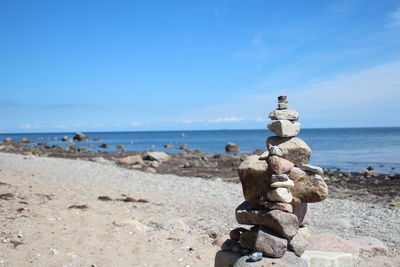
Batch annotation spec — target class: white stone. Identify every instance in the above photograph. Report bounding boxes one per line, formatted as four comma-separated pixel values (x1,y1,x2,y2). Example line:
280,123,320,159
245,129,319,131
271,179,294,188
271,174,294,188
258,151,269,160
267,188,293,203
302,164,324,175
278,103,288,109
267,120,301,137
301,250,354,267
269,145,283,156
268,109,299,121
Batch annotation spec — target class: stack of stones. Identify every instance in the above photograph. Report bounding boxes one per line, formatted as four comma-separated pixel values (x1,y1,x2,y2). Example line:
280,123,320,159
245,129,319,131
215,96,329,266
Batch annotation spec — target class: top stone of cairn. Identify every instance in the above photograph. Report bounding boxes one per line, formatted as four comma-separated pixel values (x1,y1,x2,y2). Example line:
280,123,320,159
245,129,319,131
268,95,299,121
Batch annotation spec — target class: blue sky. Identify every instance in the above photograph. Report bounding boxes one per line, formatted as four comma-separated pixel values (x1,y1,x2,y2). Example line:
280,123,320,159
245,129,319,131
1,0,400,132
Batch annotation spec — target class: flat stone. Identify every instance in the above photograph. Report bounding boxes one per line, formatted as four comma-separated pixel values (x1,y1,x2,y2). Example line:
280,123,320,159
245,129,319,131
267,120,301,137
239,226,287,258
301,164,324,175
238,155,272,202
269,146,283,156
263,202,293,213
266,137,311,166
289,167,328,204
288,227,311,256
292,204,309,226
307,233,359,258
258,151,269,160
267,188,293,203
268,109,299,121
236,202,299,239
277,103,288,110
271,179,294,188
347,237,388,255
233,251,308,267
301,250,354,267
267,155,294,174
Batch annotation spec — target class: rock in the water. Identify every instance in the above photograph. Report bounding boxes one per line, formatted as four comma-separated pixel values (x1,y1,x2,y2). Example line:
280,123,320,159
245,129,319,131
268,109,299,121
301,164,324,175
240,226,287,258
267,155,294,174
288,227,311,256
234,251,308,267
226,142,240,152
236,202,299,238
270,174,294,188
266,137,311,166
116,144,125,149
144,151,170,161
22,138,30,143
267,188,293,203
73,132,88,141
238,155,272,202
267,120,301,137
301,250,353,267
289,167,328,204
61,136,69,142
4,137,13,142
269,146,283,156
100,143,109,148
292,203,309,226
117,155,144,165
164,144,174,148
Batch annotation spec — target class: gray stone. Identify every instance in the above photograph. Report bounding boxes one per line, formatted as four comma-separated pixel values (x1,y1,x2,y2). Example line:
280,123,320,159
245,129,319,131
301,164,324,175
73,132,88,141
239,227,287,258
226,142,240,152
258,151,269,160
288,227,311,256
248,252,263,262
270,174,294,188
268,109,299,121
233,251,308,267
230,227,250,241
278,103,288,110
236,202,299,239
289,167,329,204
222,239,239,251
269,146,283,156
214,250,241,267
278,95,288,103
238,155,272,202
292,203,309,226
267,120,301,137
266,137,311,166
144,151,170,161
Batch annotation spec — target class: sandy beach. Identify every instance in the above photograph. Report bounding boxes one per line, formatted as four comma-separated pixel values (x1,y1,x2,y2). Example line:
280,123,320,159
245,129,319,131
0,151,399,266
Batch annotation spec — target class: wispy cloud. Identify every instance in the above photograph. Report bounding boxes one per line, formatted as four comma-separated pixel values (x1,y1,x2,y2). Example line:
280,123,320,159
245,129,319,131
208,117,243,123
386,6,400,28
20,123,40,129
130,121,141,126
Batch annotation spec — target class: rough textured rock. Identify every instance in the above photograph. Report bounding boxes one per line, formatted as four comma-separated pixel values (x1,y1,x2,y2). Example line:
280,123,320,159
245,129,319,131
301,164,324,175
226,142,240,152
269,146,283,156
268,109,299,121
239,227,287,258
73,132,88,141
289,167,328,204
292,203,309,226
267,155,294,174
267,120,301,137
288,227,311,256
301,250,353,267
266,137,311,166
236,202,299,238
267,188,293,203
238,155,271,202
117,155,144,165
144,151,170,161
234,251,308,267
307,233,359,258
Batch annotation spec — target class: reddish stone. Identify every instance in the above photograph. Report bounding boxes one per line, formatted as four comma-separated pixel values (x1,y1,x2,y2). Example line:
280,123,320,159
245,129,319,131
267,155,294,174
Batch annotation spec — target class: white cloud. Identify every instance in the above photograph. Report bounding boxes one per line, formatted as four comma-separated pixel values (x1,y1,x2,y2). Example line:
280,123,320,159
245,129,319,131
19,123,39,129
208,117,243,123
130,121,141,126
387,6,400,28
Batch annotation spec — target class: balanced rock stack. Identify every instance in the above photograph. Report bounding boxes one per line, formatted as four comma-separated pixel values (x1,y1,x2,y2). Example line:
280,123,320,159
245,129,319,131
215,96,329,266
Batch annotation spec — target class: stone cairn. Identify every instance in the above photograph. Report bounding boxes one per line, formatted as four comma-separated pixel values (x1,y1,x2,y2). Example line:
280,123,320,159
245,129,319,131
215,96,329,266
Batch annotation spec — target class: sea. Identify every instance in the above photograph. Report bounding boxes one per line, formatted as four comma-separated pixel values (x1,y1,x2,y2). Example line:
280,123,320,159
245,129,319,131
1,127,399,174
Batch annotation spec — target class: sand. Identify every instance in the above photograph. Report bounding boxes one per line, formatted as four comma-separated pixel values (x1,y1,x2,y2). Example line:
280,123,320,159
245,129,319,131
0,152,399,266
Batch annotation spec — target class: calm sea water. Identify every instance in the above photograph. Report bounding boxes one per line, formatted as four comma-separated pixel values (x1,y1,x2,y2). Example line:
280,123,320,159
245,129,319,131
1,127,400,173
